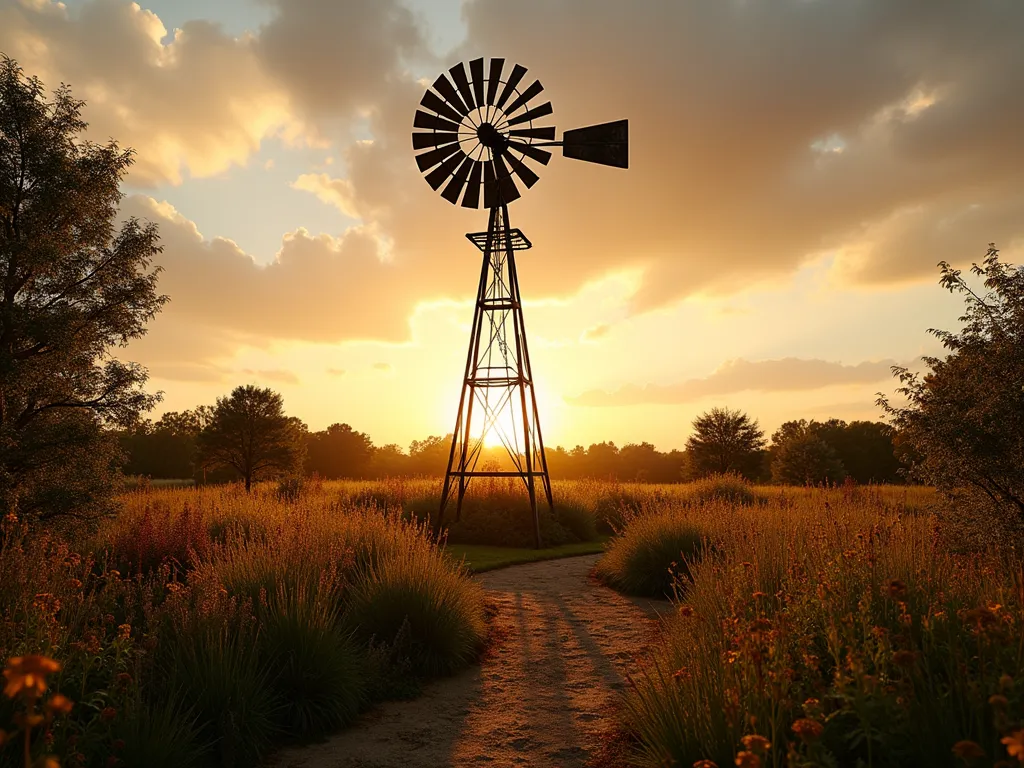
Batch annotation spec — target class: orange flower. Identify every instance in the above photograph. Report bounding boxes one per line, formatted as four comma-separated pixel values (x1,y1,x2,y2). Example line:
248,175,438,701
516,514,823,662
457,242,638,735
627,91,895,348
734,751,761,768
3,655,61,699
885,579,907,599
952,740,985,761
679,605,695,618
741,735,771,754
1001,730,1024,761
791,718,824,742
46,693,74,715
99,706,117,722
989,694,1009,710
693,761,719,768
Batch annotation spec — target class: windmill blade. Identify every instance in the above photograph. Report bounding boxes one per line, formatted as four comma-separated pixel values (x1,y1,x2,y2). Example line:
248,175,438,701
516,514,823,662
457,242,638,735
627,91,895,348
508,141,552,165
441,155,476,205
420,90,465,124
503,80,544,116
483,161,499,209
461,160,483,209
486,58,504,105
505,101,553,128
493,155,521,205
469,58,486,108
562,119,629,168
449,61,476,112
495,63,528,109
509,126,556,140
414,110,461,133
503,151,540,189
425,148,468,190
412,131,458,150
415,141,462,173
432,73,469,116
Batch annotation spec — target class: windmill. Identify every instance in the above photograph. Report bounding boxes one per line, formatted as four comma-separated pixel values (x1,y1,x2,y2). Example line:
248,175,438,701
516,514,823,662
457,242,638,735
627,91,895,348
413,57,628,547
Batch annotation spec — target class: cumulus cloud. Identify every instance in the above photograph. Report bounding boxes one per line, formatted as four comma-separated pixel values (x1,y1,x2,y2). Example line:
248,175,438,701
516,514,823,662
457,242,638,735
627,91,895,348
0,0,299,185
571,358,898,407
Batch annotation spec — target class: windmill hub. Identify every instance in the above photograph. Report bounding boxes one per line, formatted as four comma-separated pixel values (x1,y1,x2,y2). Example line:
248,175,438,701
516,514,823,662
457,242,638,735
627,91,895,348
411,56,628,547
476,121,506,151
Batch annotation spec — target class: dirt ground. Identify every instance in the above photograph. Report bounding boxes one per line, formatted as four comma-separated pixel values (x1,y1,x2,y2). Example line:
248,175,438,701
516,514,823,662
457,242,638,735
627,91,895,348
272,554,667,768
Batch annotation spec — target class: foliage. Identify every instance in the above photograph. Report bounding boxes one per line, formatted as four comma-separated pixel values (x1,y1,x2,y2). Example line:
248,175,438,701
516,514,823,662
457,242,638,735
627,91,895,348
686,408,766,480
0,56,166,524
770,425,847,485
197,386,305,492
880,245,1024,532
609,487,1024,768
305,423,373,479
596,507,708,597
2,482,487,767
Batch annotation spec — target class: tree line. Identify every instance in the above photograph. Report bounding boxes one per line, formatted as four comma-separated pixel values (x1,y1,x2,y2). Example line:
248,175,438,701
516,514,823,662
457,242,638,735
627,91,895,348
117,389,908,487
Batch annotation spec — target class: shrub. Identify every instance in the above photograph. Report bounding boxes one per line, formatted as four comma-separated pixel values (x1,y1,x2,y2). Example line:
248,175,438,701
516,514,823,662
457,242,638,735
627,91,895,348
258,585,365,739
115,696,207,768
685,473,760,507
344,546,485,676
596,509,708,597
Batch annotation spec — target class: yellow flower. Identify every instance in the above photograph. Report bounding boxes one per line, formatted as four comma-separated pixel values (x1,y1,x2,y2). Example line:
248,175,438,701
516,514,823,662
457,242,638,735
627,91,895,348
741,735,771,754
951,740,985,761
734,751,761,768
3,655,61,699
1001,729,1024,761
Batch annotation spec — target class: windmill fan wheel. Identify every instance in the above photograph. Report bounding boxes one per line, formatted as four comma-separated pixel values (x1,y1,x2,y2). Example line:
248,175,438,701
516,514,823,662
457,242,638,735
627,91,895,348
412,57,555,210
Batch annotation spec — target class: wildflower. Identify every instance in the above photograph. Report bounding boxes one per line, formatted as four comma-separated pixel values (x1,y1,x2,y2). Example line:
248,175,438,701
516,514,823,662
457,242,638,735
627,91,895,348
100,706,117,722
679,605,694,618
117,624,131,640
116,673,132,688
748,618,772,634
989,694,1009,710
693,761,719,768
68,579,82,590
2,511,17,525
792,718,824,742
885,579,907,599
952,741,985,761
892,650,917,668
3,655,61,699
734,751,760,768
1002,730,1024,761
42,758,60,768
741,562,753,570
102,614,115,625
46,693,74,715
752,591,767,600
741,735,771,754
673,667,691,682
999,674,1013,691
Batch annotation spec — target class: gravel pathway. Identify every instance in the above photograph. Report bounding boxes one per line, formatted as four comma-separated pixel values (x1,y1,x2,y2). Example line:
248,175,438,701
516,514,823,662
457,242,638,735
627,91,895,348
272,554,666,768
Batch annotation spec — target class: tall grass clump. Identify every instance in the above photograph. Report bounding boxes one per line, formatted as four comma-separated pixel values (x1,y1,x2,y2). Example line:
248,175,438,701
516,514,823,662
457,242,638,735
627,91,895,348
344,543,486,676
595,504,710,597
614,489,1024,768
684,472,761,507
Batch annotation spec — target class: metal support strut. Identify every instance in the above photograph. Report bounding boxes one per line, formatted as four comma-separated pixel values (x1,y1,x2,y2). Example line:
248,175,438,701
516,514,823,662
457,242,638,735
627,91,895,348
436,202,554,547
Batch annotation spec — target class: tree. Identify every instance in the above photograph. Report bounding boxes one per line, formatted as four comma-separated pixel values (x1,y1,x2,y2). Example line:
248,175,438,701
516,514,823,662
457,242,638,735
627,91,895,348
685,407,765,479
880,245,1024,527
118,407,212,480
197,386,304,491
770,422,846,485
305,423,374,478
0,57,166,523
813,419,902,484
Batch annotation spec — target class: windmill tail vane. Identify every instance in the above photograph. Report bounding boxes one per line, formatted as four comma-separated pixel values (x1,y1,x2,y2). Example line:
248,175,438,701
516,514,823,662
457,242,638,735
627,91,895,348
412,56,628,547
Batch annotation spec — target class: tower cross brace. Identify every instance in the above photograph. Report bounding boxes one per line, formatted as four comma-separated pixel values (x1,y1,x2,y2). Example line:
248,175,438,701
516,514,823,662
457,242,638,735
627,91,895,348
437,201,553,547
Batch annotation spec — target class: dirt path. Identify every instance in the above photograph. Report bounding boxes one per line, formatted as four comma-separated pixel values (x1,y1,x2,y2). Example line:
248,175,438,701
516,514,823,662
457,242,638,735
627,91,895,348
273,554,667,768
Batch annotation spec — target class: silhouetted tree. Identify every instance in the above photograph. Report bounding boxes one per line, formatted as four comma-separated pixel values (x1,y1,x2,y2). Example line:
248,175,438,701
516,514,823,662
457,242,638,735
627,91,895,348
880,245,1024,526
306,423,373,478
197,386,304,491
813,419,902,484
770,424,846,485
408,435,452,476
119,407,212,479
0,57,166,523
686,407,765,479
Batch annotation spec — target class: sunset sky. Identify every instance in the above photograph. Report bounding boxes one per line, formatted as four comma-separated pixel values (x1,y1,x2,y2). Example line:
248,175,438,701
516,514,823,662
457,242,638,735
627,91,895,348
2,0,1020,451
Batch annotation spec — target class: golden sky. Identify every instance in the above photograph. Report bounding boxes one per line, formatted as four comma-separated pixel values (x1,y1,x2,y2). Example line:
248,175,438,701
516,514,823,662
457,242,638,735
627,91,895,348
2,0,1021,451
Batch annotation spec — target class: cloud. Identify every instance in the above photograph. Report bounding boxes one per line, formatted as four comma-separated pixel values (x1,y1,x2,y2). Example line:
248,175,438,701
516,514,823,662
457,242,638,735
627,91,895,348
241,369,300,385
581,324,611,342
0,0,299,185
326,368,347,377
571,358,899,407
372,362,392,372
